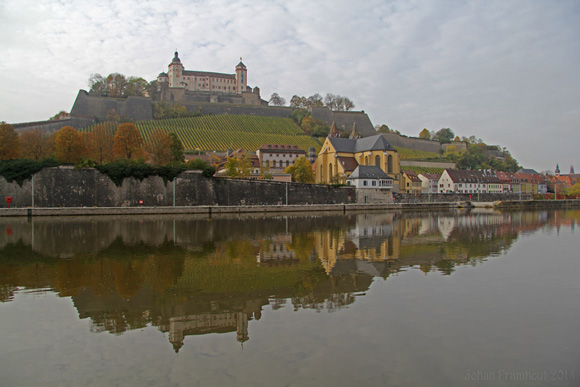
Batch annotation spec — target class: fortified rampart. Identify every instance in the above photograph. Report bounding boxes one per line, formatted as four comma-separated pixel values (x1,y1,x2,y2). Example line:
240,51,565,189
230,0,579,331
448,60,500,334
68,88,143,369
311,107,376,137
381,133,442,153
0,167,356,208
13,116,96,134
70,90,153,122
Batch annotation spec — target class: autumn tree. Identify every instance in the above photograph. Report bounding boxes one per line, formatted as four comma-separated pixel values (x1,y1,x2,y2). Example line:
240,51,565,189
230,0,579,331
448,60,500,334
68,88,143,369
419,128,431,139
113,123,146,160
285,156,315,183
269,93,286,106
55,126,84,164
0,123,20,160
19,129,51,160
146,130,173,165
89,73,148,98
83,124,114,164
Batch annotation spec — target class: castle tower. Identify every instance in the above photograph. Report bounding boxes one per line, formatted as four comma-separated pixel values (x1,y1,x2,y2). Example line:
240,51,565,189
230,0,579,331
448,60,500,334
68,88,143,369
235,58,247,95
168,51,184,88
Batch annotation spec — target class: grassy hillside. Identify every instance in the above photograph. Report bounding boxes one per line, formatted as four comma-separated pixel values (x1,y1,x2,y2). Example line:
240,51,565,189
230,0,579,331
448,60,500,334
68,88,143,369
83,115,322,153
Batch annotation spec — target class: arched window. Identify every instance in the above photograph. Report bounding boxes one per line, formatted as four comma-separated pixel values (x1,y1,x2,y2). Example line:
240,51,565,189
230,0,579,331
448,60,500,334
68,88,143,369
375,155,380,167
387,155,393,174
320,165,324,181
365,156,369,166
272,160,276,168
329,163,333,179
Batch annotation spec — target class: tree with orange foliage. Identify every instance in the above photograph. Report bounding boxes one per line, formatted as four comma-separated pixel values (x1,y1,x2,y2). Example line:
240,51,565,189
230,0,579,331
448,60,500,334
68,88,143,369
55,126,84,164
113,123,146,160
84,124,114,164
19,129,51,160
146,130,173,165
0,123,20,160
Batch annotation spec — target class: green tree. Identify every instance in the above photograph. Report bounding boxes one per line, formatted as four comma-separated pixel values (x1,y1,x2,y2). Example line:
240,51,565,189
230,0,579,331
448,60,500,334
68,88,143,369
239,154,252,178
124,77,149,97
224,157,239,177
285,156,314,183
0,123,20,160
168,132,184,163
433,128,455,143
419,128,431,139
376,124,390,133
55,126,84,164
568,181,580,197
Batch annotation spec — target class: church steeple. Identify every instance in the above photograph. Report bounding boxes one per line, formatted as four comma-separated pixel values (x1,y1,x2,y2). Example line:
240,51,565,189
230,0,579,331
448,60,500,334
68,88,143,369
555,164,561,177
570,165,575,174
349,121,360,139
328,121,339,138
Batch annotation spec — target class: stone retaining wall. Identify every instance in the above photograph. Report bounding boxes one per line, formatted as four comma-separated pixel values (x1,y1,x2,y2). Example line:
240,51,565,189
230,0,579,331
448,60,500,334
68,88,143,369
0,167,356,209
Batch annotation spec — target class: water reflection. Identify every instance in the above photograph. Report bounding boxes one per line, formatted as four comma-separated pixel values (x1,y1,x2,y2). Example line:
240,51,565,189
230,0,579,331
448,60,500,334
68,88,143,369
1,209,578,352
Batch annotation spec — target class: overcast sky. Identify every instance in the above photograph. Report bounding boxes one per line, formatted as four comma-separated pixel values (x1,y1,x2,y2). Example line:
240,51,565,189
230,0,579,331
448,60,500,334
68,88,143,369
1,0,578,172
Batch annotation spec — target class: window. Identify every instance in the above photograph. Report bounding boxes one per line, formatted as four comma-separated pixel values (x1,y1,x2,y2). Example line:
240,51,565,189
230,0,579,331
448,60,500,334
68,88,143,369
372,181,377,186
363,181,368,186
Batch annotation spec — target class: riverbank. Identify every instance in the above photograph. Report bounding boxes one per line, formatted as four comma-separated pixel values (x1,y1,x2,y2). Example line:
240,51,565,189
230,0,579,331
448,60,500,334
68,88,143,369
1,200,578,217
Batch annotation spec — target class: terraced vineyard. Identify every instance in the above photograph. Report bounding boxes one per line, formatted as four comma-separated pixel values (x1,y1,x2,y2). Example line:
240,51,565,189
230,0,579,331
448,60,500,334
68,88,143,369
83,115,322,153
394,146,443,160
400,166,445,174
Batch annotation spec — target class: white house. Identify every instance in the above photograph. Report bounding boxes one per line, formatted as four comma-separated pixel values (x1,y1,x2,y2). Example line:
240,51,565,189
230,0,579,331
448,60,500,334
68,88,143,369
346,165,393,189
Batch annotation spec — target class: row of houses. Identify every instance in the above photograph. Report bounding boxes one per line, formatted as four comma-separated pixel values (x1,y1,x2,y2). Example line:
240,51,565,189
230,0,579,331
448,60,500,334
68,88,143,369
402,169,572,195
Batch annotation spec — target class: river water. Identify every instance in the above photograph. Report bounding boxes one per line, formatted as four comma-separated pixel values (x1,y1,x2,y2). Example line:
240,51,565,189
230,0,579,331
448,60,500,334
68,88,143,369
0,209,578,387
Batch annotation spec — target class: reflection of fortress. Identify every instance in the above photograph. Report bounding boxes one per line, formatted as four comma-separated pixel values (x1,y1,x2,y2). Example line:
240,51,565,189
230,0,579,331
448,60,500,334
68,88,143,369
160,312,250,352
1,210,574,351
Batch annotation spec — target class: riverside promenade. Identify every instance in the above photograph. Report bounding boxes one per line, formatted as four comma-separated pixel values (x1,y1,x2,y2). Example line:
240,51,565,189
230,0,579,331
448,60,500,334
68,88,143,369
0,200,578,217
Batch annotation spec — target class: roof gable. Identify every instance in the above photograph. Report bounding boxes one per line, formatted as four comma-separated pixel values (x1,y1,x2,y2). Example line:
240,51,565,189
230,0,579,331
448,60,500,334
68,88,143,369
348,165,391,180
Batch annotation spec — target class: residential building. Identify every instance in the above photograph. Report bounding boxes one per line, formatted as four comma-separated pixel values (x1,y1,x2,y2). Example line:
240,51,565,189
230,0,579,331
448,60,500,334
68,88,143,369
346,165,393,189
418,173,441,194
256,144,306,172
401,170,422,194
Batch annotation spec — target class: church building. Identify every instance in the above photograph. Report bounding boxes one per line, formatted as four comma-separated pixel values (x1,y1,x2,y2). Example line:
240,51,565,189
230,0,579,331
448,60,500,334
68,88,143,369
315,129,400,190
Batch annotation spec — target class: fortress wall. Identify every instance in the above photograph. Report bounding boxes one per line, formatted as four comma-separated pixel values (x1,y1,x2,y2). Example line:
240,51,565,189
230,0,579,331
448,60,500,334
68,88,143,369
311,108,376,137
0,168,356,208
13,117,96,134
380,133,442,153
70,90,153,122
178,102,294,118
400,160,456,169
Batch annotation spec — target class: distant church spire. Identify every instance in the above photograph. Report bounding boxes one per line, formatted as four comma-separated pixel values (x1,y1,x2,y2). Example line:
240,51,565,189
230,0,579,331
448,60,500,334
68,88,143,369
555,164,560,177
328,121,340,138
571,165,575,174
349,121,360,139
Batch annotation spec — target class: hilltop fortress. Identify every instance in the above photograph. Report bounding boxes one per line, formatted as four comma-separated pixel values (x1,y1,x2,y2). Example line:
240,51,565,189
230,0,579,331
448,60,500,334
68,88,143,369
155,51,265,105
11,50,457,156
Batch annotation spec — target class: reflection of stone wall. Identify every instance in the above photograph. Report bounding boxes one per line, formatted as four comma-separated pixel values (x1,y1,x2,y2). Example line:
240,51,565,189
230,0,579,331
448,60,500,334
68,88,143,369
0,168,356,208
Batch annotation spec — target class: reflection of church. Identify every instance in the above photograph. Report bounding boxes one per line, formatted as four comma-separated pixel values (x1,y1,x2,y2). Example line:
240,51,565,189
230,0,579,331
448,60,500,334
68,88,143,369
1,209,548,351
